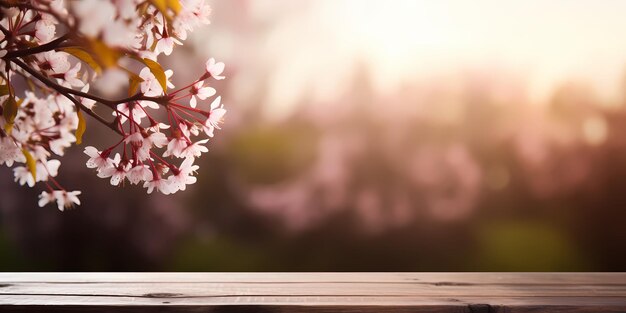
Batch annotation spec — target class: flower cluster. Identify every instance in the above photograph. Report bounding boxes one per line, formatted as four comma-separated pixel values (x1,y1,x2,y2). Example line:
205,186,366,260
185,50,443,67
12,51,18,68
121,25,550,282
0,0,225,210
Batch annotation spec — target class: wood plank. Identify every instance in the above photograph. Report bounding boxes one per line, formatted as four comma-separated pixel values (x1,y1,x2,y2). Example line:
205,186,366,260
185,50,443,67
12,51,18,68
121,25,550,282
0,272,624,284
0,282,624,297
0,273,623,313
1,294,626,305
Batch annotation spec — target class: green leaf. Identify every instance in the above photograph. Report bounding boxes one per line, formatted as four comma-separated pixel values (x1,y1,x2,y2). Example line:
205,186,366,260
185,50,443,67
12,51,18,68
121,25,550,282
75,110,86,145
142,58,168,92
22,149,36,181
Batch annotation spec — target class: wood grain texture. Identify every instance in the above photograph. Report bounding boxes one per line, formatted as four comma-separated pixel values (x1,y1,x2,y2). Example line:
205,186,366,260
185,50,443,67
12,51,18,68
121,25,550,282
0,273,623,312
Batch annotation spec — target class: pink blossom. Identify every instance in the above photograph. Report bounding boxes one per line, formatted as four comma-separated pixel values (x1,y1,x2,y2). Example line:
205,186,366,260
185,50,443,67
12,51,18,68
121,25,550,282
164,137,188,158
140,67,174,96
98,161,130,186
49,131,76,156
180,139,209,158
145,131,169,148
156,37,182,56
84,146,114,171
124,131,144,144
103,20,140,48
0,137,25,166
1,0,225,209
189,81,216,108
112,0,136,19
116,102,147,124
14,159,61,187
205,58,225,80
144,176,173,195
38,190,81,211
36,51,70,74
203,96,226,137
63,63,84,87
35,20,55,43
167,157,199,193
78,85,97,110
127,164,152,185
73,0,116,37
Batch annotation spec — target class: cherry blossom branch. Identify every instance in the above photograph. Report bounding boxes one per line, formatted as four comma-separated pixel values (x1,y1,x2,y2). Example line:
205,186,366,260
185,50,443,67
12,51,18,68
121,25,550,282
3,34,71,59
0,0,222,210
9,57,122,135
64,87,169,107
9,56,168,108
0,1,66,26
0,23,9,37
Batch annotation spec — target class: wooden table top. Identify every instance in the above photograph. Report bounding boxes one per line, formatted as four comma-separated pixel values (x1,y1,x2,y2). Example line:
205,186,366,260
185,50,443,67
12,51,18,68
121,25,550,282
0,273,624,312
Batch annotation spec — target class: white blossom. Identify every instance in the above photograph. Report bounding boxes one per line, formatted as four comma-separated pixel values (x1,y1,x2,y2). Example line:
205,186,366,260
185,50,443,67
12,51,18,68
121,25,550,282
38,190,81,211
36,51,70,74
0,137,24,166
127,164,152,185
189,81,216,108
203,96,226,137
99,162,130,186
73,0,116,38
180,139,208,158
35,20,55,43
156,37,182,56
63,63,84,87
205,58,225,80
1,0,223,209
144,176,173,195
84,146,114,171
14,159,61,187
167,157,199,193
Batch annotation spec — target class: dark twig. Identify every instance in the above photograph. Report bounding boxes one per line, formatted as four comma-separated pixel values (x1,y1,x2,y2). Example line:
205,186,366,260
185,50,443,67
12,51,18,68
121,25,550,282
3,34,71,58
9,57,122,135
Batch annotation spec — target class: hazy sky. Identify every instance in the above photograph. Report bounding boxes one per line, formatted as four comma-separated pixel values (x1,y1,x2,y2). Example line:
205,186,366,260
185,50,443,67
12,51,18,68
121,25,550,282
206,0,626,118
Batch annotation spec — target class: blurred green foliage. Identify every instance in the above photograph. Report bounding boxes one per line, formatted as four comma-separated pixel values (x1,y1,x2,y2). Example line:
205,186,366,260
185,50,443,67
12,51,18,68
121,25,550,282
473,220,589,271
229,125,317,184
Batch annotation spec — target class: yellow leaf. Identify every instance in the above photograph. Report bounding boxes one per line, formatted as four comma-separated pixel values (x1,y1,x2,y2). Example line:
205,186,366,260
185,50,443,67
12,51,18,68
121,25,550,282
3,96,18,132
90,40,120,68
149,0,180,19
120,67,144,96
0,84,9,96
3,97,23,134
149,0,169,15
61,47,102,74
142,58,168,92
129,77,142,96
166,0,182,14
137,2,150,16
75,110,86,145
22,149,36,181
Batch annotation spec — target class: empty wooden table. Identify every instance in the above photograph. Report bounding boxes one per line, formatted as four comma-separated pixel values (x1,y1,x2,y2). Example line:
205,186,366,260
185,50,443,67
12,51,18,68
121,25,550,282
0,273,624,312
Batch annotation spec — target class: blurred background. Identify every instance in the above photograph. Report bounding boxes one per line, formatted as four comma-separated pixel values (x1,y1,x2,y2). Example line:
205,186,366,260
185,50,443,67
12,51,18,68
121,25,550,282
1,0,626,271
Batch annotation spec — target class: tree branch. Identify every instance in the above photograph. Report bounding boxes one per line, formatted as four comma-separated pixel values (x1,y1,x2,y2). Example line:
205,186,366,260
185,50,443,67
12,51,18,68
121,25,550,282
3,34,71,59
9,57,122,135
9,56,168,107
0,24,9,37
